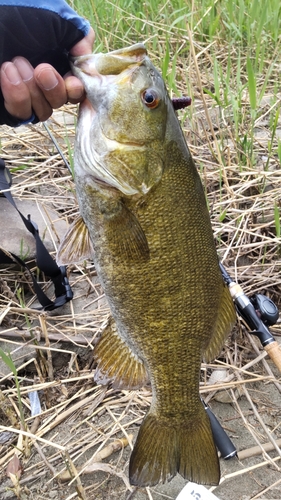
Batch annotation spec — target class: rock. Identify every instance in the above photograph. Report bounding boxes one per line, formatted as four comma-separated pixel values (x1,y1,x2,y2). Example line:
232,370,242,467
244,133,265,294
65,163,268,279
48,490,59,499
208,368,233,403
0,197,68,261
208,368,242,403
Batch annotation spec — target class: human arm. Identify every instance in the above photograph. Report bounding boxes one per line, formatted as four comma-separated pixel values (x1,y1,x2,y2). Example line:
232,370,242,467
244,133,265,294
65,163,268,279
0,0,95,126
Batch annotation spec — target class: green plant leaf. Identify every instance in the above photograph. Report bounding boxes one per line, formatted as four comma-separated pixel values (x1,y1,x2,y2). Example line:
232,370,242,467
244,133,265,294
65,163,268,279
246,56,256,111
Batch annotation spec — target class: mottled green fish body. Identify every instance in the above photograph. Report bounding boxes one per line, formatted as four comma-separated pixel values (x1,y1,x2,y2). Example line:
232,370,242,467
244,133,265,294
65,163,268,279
58,44,236,487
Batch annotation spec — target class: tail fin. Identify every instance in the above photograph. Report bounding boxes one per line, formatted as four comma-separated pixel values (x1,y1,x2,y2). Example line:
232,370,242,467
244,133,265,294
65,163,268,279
129,404,219,487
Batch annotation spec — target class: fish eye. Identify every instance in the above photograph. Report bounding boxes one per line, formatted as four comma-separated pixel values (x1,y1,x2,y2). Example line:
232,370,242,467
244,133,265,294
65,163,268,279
141,88,160,109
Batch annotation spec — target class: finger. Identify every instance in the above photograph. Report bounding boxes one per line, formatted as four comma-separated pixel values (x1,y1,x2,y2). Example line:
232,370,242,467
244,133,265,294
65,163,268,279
70,27,95,57
34,64,68,109
13,57,52,121
64,74,85,104
0,61,32,119
65,28,95,104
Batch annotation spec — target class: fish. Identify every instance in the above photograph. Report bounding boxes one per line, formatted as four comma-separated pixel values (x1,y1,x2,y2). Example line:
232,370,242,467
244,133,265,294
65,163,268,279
57,43,236,487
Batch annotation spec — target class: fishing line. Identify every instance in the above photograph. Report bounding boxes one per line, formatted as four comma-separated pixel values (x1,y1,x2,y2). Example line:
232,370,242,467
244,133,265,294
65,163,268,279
43,122,72,175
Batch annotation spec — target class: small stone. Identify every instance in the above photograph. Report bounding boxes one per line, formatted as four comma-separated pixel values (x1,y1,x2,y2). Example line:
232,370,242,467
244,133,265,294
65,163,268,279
208,369,233,403
49,490,59,498
208,368,229,385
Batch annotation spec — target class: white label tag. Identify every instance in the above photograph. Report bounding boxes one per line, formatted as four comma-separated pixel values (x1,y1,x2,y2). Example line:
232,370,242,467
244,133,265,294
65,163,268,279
176,482,220,500
28,391,42,417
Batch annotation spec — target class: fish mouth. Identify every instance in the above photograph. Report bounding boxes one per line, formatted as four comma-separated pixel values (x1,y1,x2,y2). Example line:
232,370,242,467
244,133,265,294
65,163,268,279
72,44,148,147
71,44,149,149
71,44,147,78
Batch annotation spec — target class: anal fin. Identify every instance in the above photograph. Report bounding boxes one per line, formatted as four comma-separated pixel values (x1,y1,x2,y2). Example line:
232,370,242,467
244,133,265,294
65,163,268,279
94,317,148,389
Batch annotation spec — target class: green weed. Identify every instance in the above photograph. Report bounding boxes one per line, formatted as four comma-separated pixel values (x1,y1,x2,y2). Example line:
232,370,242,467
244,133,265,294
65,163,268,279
0,348,26,431
274,203,280,238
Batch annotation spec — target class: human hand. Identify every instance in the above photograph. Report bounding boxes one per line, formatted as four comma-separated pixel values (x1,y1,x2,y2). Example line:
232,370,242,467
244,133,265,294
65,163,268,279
0,27,95,123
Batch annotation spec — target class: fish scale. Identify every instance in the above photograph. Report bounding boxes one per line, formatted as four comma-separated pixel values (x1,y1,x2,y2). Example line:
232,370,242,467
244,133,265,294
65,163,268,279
58,43,236,487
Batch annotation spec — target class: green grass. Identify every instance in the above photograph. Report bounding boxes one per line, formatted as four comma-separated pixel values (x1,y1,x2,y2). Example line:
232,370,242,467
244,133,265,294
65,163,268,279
71,0,281,55
0,348,26,431
67,0,281,272
274,202,280,238
69,0,281,159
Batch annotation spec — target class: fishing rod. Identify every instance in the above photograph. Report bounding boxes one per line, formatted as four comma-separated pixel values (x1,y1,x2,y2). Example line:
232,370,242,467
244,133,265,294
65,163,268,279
43,122,72,174
220,262,281,371
202,399,237,459
203,264,280,461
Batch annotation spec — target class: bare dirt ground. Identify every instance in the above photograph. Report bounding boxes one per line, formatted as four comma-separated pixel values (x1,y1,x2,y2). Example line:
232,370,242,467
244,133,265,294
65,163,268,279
1,45,281,500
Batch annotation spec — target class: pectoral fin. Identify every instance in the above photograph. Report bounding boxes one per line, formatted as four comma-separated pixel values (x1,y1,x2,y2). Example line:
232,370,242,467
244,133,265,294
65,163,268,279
106,202,150,261
94,316,149,389
56,216,93,265
203,283,236,363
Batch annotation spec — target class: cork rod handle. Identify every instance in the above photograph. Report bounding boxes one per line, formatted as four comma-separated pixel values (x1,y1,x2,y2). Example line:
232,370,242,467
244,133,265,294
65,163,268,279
264,341,281,373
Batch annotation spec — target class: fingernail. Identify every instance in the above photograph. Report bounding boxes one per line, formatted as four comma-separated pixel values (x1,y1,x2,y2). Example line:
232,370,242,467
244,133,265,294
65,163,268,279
37,68,59,90
2,62,21,85
13,58,34,82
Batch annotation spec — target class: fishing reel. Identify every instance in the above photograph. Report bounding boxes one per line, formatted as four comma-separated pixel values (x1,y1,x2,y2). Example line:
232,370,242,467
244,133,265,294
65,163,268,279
233,291,279,347
250,293,279,327
219,263,280,347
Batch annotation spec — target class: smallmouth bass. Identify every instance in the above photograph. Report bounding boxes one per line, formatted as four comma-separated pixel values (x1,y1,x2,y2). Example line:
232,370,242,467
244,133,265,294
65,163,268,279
58,44,236,487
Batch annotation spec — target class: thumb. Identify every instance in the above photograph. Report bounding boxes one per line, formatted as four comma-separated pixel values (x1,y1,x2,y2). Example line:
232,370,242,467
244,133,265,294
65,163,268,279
70,27,95,57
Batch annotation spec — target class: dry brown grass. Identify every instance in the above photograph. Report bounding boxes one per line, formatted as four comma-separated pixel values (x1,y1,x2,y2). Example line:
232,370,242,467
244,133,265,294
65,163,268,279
0,33,281,500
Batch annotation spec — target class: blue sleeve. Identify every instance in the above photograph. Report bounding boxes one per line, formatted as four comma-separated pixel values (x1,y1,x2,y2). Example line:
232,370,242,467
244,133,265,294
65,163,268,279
0,0,91,126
